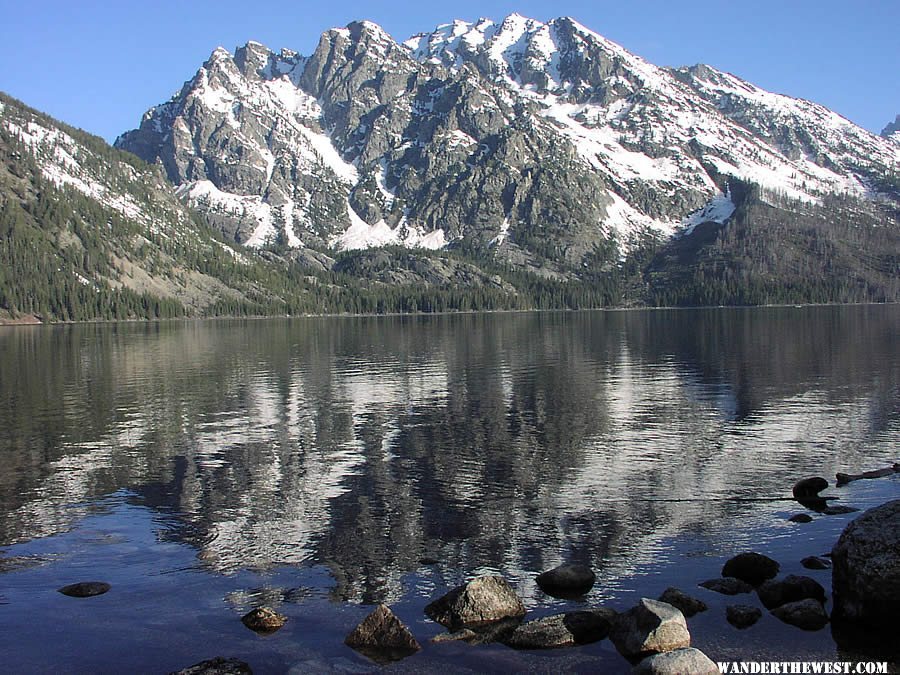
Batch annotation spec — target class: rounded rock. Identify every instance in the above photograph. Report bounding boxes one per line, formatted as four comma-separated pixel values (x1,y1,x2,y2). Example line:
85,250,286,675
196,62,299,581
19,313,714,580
832,499,900,626
757,575,826,610
658,587,707,617
699,577,753,595
241,607,287,634
788,514,813,523
771,598,829,631
722,552,780,586
425,575,525,629
535,563,596,597
793,477,828,499
633,647,721,674
801,556,832,571
726,605,762,629
57,581,111,598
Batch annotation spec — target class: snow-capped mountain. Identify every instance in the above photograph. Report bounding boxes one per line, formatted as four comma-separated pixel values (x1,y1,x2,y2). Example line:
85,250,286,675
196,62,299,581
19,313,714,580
116,14,900,274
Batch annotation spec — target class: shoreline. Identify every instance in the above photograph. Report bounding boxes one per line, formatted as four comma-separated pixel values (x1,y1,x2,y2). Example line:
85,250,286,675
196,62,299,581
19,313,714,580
1,300,897,328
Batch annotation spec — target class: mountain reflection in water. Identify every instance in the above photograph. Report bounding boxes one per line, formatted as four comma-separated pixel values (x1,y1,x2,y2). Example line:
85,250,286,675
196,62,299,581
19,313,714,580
0,307,897,608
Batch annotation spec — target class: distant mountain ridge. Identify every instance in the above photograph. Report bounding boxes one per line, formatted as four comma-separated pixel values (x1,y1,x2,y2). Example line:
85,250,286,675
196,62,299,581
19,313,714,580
115,13,899,279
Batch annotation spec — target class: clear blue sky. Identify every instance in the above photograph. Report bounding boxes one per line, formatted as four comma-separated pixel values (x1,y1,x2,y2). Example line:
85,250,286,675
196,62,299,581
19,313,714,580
2,0,898,142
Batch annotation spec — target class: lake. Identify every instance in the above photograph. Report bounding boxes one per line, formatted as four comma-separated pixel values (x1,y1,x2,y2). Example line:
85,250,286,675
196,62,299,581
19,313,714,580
0,306,898,673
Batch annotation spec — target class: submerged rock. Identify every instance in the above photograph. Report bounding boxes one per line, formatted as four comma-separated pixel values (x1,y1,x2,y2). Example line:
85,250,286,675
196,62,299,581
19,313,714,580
430,628,478,644
425,575,525,629
535,563,596,597
832,499,900,627
241,607,287,634
609,599,691,659
788,514,813,523
699,577,753,595
503,609,616,649
658,588,707,617
170,657,252,675
722,552,780,586
771,598,828,630
57,581,111,598
633,647,721,674
345,604,421,663
726,605,762,629
801,556,832,571
757,575,826,610
822,505,859,515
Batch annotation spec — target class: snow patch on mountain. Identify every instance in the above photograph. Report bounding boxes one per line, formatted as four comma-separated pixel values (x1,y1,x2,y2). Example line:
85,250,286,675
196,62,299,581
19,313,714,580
333,206,447,251
681,190,736,236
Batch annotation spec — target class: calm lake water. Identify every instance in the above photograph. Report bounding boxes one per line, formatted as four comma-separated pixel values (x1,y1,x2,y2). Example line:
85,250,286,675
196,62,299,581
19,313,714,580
0,307,898,673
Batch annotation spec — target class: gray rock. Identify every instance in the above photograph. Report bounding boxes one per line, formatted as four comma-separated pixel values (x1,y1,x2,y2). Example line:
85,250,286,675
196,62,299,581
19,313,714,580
241,607,287,633
345,604,421,662
757,575,826,610
722,552,780,586
609,598,691,659
504,608,616,649
801,556,832,571
535,563,596,596
633,647,721,674
726,605,761,629
170,657,252,675
425,575,525,629
788,513,813,523
57,581,111,598
771,598,829,630
658,587,708,617
699,577,753,595
832,499,900,626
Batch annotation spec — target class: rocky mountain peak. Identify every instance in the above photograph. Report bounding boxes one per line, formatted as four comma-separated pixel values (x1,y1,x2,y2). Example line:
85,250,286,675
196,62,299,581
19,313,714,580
115,14,900,273
883,114,900,145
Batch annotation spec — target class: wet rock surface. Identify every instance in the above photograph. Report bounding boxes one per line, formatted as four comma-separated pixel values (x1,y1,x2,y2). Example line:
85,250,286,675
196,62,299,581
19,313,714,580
770,598,829,631
425,575,525,629
699,577,754,595
535,563,596,597
726,605,762,629
721,552,780,586
757,575,826,610
241,607,287,634
832,499,900,626
170,657,253,675
503,609,616,649
609,599,691,659
801,556,832,571
633,647,721,674
345,604,421,663
57,581,111,598
788,513,813,523
658,587,708,617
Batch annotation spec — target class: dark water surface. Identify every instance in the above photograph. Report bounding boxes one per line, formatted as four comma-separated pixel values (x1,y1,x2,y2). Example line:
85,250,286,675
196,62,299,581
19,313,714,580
0,307,898,673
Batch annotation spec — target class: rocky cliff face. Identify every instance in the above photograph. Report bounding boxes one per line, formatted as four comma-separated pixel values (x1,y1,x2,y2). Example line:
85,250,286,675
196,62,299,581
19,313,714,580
116,14,900,275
